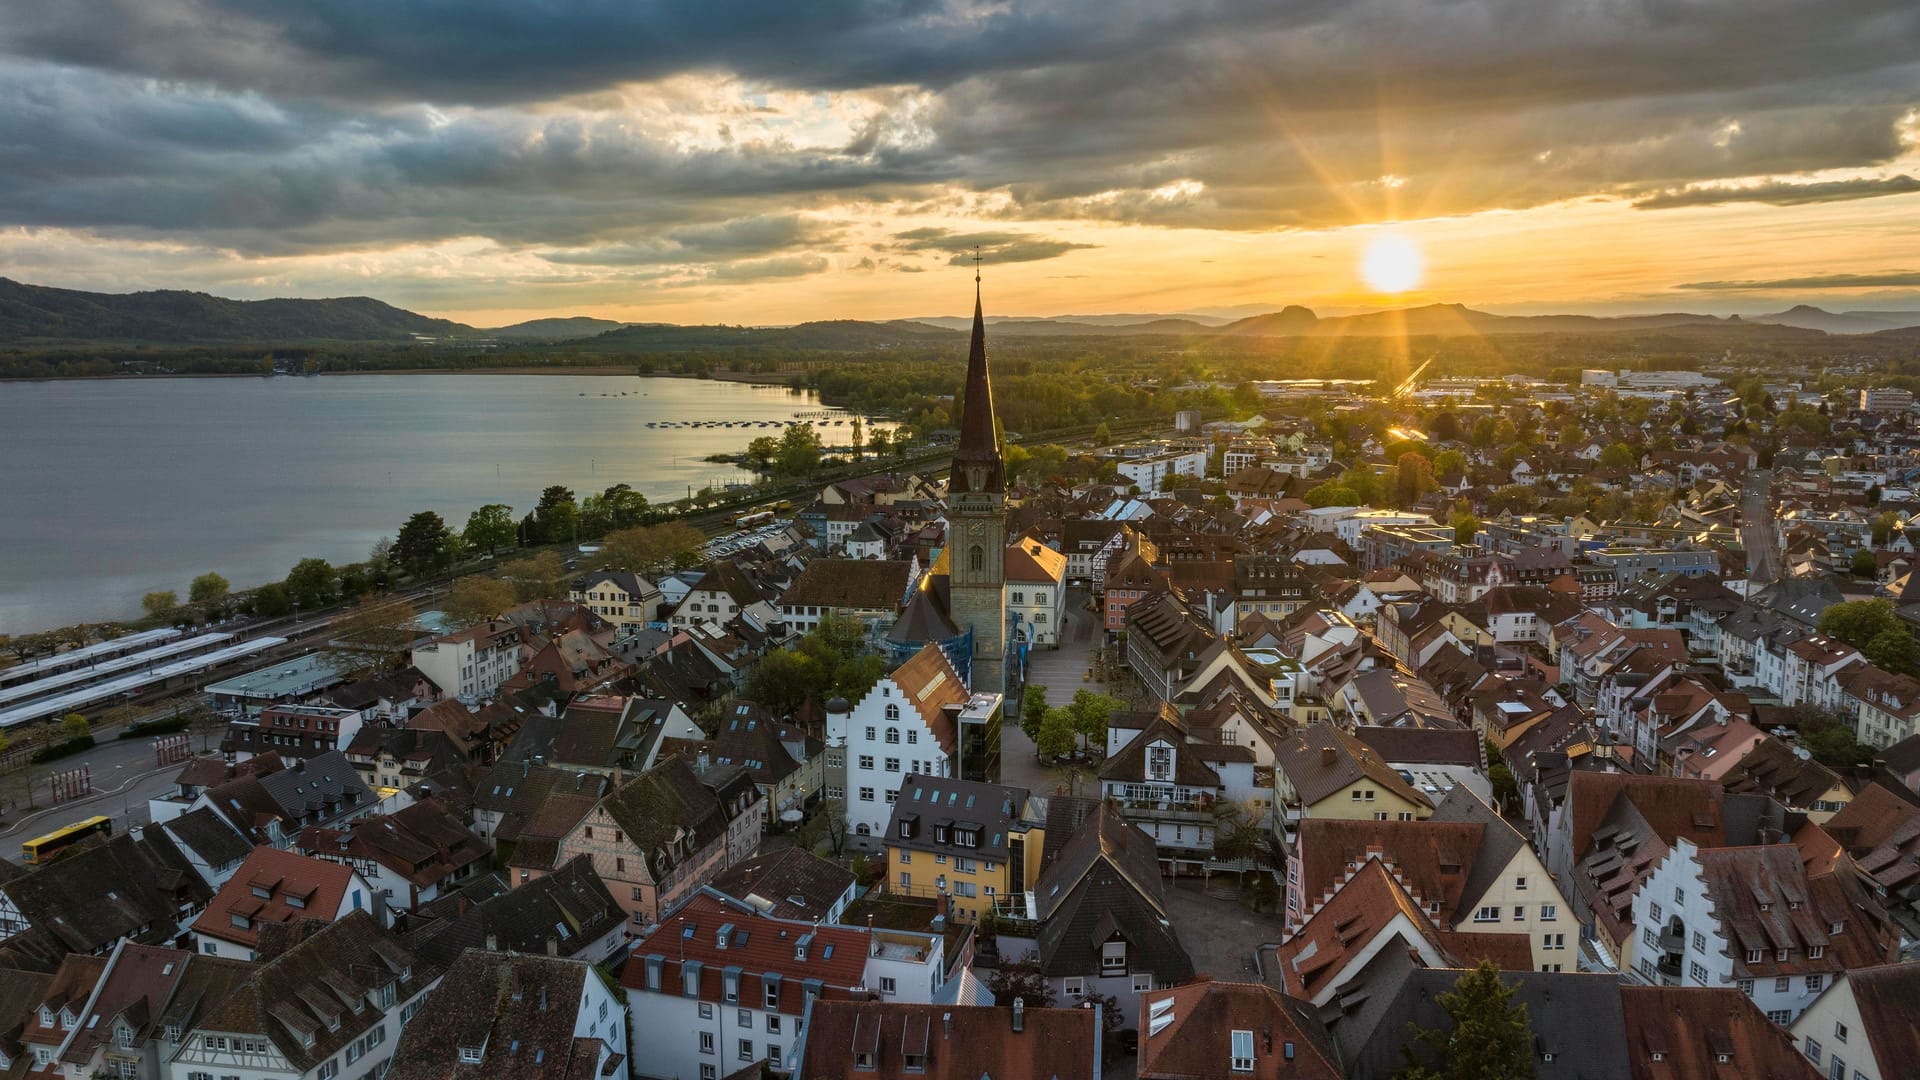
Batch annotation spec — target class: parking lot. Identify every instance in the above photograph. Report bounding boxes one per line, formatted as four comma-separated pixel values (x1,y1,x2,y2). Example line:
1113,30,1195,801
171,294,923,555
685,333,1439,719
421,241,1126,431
702,518,790,558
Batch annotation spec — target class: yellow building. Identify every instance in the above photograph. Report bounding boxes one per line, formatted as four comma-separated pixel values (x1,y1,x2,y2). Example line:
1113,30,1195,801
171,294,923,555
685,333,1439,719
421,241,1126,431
568,569,662,630
1272,721,1434,843
883,774,1047,923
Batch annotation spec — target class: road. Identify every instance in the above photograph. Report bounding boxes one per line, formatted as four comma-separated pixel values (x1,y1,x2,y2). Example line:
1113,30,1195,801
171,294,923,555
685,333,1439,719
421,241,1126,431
0,728,210,845
1740,468,1777,582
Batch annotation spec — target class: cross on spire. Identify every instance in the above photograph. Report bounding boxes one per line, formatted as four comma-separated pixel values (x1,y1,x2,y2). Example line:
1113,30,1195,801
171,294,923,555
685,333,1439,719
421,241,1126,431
973,245,982,285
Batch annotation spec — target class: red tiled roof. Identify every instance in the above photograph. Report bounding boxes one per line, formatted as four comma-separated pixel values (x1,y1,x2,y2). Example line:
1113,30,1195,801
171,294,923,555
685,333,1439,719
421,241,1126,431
799,1000,1097,1080
191,848,358,948
1136,980,1341,1080
623,892,872,1015
1619,986,1817,1080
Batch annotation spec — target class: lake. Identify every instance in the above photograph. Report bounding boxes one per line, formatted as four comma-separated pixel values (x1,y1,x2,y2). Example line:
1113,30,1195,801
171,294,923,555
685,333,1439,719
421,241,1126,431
0,374,870,633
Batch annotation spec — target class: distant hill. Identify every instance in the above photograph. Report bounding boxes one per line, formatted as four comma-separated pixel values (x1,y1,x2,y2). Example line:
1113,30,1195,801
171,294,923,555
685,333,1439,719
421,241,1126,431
1751,305,1920,334
1220,303,1736,337
576,318,961,352
488,316,631,339
908,312,1234,333
0,277,474,345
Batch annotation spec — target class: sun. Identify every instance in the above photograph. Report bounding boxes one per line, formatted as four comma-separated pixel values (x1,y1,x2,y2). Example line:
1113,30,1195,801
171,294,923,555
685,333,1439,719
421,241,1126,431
1360,232,1424,294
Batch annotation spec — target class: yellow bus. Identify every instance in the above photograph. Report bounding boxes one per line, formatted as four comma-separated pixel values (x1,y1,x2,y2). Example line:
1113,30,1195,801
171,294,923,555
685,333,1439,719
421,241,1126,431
20,815,113,865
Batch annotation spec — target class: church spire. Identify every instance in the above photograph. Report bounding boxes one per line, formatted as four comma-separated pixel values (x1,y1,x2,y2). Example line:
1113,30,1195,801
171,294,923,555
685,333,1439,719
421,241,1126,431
951,249,1004,494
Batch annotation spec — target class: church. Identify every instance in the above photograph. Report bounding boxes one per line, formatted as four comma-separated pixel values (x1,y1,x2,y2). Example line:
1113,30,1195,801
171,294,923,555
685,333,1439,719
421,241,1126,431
886,272,1012,704
827,274,1010,814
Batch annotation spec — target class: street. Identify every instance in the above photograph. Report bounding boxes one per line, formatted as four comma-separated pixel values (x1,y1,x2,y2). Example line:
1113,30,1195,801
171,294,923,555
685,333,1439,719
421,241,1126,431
1002,586,1107,798
0,725,213,847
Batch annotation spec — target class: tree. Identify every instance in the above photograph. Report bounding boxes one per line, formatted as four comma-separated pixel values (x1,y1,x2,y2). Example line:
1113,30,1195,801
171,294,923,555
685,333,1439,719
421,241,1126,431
142,590,179,619
61,713,90,740
745,648,818,718
327,594,417,676
1036,705,1077,759
794,798,850,857
463,503,517,555
1092,421,1111,445
1020,684,1050,744
1485,739,1518,810
250,582,293,617
983,956,1055,1008
744,435,779,472
1817,599,1919,675
444,575,516,627
499,551,569,603
189,572,230,617
525,485,580,545
1064,689,1117,751
775,424,824,476
1396,960,1536,1080
393,511,454,574
868,427,893,458
1852,548,1880,579
1599,442,1637,469
1431,449,1468,478
284,557,338,608
1451,507,1481,547
1872,511,1900,548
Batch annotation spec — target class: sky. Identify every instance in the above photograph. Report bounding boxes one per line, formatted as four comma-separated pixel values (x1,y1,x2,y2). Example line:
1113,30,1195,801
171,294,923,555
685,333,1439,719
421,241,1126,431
2,1,1918,326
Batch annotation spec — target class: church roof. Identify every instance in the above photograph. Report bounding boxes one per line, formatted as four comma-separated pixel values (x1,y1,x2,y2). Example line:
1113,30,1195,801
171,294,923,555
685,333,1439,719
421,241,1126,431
947,284,1004,495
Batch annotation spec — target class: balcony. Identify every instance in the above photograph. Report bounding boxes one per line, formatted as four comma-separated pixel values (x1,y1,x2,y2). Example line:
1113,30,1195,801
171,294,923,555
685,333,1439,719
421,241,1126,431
1655,953,1684,983
1114,798,1218,823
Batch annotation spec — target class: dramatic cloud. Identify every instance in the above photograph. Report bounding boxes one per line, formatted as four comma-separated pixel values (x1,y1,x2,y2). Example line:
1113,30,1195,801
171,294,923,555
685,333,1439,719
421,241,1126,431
1,0,1917,314
1677,270,1920,290
1633,175,1920,209
890,228,1096,265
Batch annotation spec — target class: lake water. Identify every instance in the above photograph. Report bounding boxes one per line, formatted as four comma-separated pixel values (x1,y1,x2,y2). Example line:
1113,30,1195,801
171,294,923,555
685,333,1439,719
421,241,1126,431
0,374,867,633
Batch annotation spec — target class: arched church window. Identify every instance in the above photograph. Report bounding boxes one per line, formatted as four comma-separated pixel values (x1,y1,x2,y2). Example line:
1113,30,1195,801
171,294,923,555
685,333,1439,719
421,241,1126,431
969,545,985,573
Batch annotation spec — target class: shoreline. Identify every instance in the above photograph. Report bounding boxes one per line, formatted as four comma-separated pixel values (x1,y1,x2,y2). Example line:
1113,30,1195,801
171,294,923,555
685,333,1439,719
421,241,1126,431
2,367,807,385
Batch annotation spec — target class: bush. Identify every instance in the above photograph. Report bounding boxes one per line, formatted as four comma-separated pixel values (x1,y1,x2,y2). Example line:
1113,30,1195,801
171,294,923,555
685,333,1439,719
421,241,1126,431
119,715,190,739
30,734,95,763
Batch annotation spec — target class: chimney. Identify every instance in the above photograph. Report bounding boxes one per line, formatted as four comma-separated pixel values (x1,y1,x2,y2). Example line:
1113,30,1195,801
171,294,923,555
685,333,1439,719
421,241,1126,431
486,933,498,951
546,937,559,957
1012,997,1025,1034
1320,746,1336,767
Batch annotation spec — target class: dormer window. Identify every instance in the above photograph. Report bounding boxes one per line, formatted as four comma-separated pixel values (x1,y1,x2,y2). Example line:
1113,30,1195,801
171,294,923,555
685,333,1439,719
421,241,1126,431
37,1008,51,1028
461,1046,484,1064
855,1051,876,1070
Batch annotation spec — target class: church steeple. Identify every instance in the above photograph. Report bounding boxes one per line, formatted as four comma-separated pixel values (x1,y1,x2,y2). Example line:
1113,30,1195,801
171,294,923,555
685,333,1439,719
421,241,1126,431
950,258,1004,495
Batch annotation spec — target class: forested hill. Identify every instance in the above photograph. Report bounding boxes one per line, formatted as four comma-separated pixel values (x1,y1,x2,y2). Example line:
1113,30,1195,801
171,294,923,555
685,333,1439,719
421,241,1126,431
573,318,962,352
0,278,475,344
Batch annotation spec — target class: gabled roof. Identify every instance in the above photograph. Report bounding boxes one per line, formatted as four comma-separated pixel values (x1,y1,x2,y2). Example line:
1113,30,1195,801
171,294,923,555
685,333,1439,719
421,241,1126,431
1004,536,1067,584
1428,786,1533,920
404,856,624,971
707,848,855,922
594,755,730,873
1330,966,1632,1080
880,643,969,755
1097,712,1225,787
1293,817,1487,929
1136,980,1340,1080
1030,804,1193,984
1838,962,1920,1075
1619,985,1816,1080
798,1000,1095,1080
192,847,360,948
1273,722,1434,811
1,832,206,955
383,951,605,1080
781,558,913,611
194,910,426,1074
